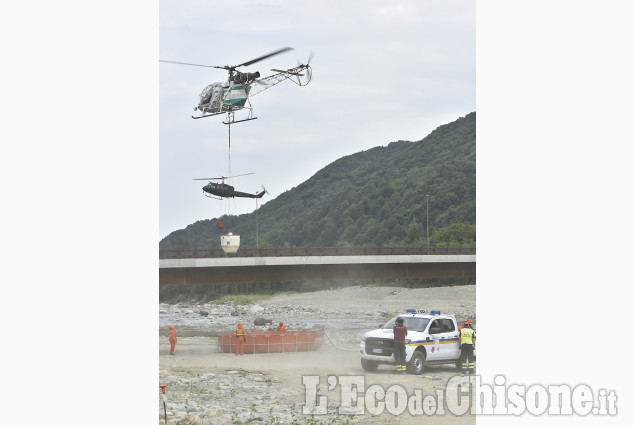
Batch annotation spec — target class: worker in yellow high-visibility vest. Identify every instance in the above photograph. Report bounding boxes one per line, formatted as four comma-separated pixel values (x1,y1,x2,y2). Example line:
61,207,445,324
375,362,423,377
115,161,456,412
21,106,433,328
459,319,476,374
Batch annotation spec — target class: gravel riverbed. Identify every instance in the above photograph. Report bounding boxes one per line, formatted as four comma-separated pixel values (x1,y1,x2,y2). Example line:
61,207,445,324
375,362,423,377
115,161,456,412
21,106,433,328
159,285,476,424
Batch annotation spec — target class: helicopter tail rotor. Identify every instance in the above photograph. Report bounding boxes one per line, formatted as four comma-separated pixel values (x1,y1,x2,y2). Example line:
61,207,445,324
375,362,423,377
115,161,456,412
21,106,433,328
296,50,314,67
254,185,269,199
270,50,313,87
294,51,314,85
261,185,270,196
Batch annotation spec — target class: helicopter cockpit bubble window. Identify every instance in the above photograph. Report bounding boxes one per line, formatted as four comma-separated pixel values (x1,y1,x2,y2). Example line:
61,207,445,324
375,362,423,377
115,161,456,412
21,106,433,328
199,84,214,104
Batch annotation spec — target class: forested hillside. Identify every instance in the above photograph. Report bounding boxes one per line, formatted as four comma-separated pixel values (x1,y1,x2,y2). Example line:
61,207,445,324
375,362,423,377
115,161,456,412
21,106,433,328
160,112,475,250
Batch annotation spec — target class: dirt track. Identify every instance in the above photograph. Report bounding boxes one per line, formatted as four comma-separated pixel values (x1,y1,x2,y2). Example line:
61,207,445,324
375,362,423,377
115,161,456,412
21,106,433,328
159,285,476,424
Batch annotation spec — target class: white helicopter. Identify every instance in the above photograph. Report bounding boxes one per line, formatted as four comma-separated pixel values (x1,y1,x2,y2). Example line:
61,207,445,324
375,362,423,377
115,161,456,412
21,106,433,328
160,47,313,124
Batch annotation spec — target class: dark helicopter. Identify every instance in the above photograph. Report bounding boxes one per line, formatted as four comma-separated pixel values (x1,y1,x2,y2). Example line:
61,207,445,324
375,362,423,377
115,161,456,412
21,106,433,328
193,174,266,200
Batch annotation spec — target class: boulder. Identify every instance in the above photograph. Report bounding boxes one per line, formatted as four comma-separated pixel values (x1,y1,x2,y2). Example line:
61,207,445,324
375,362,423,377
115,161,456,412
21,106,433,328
253,316,272,326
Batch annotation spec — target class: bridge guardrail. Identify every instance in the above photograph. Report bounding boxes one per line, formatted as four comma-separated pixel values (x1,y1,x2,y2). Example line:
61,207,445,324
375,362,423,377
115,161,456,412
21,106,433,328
159,246,476,259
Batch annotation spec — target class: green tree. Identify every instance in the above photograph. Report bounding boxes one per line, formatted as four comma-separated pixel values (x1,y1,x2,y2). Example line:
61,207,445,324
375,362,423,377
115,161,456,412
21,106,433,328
404,222,425,245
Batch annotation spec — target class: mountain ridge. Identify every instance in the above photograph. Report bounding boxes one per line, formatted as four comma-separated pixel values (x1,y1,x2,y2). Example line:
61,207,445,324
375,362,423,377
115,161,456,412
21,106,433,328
160,112,475,249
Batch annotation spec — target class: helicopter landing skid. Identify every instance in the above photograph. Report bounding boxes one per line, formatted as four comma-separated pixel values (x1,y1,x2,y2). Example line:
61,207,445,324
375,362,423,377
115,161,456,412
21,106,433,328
204,194,224,200
191,111,225,120
223,116,258,125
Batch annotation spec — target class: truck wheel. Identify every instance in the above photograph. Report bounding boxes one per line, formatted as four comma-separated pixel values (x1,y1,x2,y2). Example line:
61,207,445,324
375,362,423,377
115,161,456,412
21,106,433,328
407,351,425,375
361,359,379,372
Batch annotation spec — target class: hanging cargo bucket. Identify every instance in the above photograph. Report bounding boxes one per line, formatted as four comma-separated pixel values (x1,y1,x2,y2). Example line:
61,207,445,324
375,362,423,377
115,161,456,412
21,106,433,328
220,232,240,254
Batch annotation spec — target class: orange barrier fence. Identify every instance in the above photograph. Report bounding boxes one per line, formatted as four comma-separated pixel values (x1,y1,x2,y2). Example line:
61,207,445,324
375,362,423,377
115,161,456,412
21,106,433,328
218,330,324,354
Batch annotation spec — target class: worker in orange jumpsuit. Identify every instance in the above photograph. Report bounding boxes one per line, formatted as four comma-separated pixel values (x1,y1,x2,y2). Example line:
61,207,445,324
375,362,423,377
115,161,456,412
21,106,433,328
277,321,287,332
168,324,177,355
234,322,246,355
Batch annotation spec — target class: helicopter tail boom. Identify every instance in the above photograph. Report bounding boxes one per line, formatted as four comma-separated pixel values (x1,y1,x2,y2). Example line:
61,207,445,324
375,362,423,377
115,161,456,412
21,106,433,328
232,190,266,199
250,64,312,97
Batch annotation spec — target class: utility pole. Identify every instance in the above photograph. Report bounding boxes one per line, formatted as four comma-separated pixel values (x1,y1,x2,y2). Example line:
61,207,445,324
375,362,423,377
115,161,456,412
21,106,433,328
426,195,430,254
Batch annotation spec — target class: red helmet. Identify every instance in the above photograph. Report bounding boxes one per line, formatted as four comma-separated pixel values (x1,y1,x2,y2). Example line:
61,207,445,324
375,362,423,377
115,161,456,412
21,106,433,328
464,319,472,325
279,322,284,326
168,324,174,329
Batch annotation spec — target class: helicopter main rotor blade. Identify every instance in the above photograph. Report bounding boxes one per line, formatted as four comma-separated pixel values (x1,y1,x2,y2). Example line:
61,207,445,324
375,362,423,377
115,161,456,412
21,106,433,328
237,47,293,68
230,172,256,178
192,172,255,181
161,48,293,72
160,59,215,68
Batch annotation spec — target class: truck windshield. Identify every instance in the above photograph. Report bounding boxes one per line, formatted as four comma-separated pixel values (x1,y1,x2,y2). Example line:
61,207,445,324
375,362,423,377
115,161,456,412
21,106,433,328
382,316,430,332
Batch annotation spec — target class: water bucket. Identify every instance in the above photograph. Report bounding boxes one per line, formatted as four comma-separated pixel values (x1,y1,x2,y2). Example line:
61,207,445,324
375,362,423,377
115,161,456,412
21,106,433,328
221,233,240,254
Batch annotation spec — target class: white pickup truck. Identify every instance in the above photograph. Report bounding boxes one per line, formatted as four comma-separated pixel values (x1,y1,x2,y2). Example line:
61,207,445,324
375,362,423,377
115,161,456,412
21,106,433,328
360,309,470,375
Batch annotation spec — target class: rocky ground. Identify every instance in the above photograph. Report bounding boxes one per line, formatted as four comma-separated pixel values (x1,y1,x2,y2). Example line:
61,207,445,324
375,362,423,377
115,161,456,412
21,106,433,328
159,285,476,424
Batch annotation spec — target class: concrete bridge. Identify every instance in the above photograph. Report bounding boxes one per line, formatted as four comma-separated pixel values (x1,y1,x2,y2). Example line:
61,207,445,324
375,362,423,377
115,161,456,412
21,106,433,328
159,252,476,286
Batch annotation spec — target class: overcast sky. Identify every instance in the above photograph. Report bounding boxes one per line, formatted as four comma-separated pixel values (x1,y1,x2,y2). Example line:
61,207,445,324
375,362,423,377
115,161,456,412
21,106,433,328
159,0,476,239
